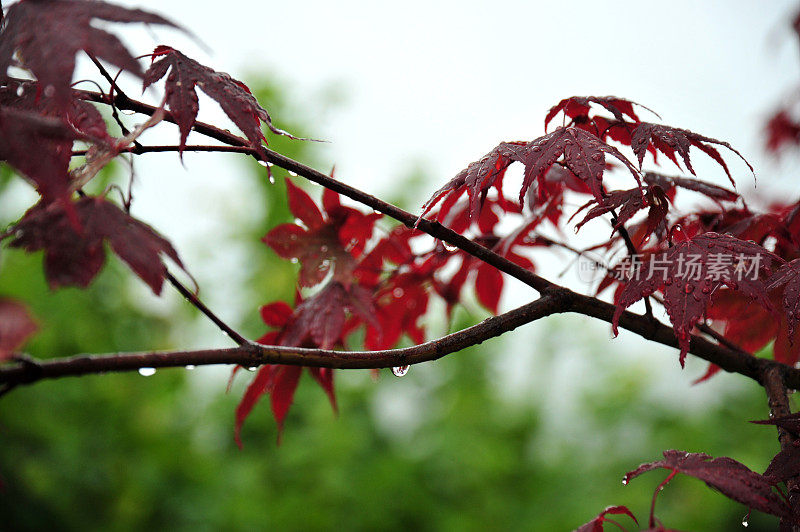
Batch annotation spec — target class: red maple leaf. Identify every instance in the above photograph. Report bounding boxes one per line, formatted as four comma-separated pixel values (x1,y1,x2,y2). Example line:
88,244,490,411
518,127,641,206
575,505,638,532
0,0,178,108
280,281,377,349
264,181,381,287
7,196,185,294
765,109,800,154
0,105,78,209
363,269,430,349
642,172,739,204
1,81,112,143
768,258,800,341
524,164,591,228
420,141,526,223
0,80,113,210
612,232,780,366
696,288,800,383
544,95,653,131
421,127,641,224
143,46,298,152
0,299,37,362
573,186,670,241
353,226,433,348
762,441,800,485
630,122,752,186
235,281,376,446
624,450,793,523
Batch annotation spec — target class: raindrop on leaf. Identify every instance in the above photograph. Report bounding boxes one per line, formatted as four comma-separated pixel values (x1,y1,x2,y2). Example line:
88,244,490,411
138,367,156,377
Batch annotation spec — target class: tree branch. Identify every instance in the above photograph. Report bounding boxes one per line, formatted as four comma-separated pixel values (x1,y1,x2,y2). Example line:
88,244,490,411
763,365,794,448
0,293,566,387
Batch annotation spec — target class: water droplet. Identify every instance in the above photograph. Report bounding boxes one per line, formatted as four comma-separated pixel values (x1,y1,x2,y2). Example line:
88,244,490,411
443,242,458,252
290,258,299,264
393,288,405,298
622,477,628,486
247,366,258,372
684,284,694,294
16,85,24,96
392,365,409,377
138,367,156,377
258,160,269,167
185,365,196,370
742,518,749,528
288,170,298,176
268,173,276,185
44,84,55,97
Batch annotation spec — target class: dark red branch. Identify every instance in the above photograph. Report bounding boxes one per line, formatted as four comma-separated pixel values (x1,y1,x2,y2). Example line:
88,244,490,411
3,288,800,391
0,293,565,386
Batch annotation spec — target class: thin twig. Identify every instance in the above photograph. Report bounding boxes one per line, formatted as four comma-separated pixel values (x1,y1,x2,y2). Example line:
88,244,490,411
165,271,248,346
609,207,654,319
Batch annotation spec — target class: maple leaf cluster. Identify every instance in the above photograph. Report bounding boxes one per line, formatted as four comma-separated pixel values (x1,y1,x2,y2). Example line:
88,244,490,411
235,179,546,442
419,93,800,377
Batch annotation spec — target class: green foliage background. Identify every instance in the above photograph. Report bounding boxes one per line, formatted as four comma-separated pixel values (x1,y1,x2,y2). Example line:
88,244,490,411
0,80,787,531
